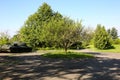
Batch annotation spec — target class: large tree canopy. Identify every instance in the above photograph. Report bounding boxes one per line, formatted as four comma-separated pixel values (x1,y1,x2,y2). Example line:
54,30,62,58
18,2,83,52
19,3,55,47
42,17,83,52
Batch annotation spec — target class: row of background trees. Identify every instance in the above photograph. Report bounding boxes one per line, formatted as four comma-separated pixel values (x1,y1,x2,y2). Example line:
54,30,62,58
0,3,120,52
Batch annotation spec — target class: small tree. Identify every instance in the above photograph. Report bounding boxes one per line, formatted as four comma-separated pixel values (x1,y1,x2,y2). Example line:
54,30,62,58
42,17,83,53
94,24,112,49
0,32,10,45
59,18,83,52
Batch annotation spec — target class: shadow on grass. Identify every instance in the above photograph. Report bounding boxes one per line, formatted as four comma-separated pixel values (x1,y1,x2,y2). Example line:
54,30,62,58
0,55,120,80
41,52,94,59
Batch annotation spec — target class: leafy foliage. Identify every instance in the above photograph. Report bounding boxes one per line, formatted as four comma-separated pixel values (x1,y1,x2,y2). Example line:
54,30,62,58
107,27,118,40
113,38,120,44
0,32,10,46
43,17,83,52
11,33,21,43
19,3,54,47
94,24,112,49
18,3,83,52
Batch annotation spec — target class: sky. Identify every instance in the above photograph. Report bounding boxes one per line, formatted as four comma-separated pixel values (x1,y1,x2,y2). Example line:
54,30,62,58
0,0,120,37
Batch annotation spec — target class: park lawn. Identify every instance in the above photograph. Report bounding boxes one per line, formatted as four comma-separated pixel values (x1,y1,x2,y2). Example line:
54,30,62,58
89,45,120,53
41,51,94,59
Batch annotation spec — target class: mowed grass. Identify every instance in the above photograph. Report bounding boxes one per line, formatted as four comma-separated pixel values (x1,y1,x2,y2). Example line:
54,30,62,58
41,51,94,59
89,45,120,53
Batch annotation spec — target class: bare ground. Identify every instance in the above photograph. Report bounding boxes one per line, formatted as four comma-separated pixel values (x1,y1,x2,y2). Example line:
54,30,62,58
0,50,120,80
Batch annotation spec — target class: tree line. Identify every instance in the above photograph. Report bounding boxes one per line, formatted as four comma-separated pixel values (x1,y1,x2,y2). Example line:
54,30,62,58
0,2,119,52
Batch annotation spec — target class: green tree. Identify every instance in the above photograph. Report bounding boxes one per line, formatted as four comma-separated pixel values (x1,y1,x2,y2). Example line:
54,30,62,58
60,18,83,52
11,32,22,43
18,2,83,52
0,32,10,46
19,3,54,47
107,27,118,39
41,12,63,48
42,17,83,52
94,24,112,49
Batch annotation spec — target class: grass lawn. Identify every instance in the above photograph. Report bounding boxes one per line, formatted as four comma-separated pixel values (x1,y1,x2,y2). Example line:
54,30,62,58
89,45,120,53
41,51,94,59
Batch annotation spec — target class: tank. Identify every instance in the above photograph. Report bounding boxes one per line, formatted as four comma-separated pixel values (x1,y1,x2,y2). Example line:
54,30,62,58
0,42,32,53
10,42,32,53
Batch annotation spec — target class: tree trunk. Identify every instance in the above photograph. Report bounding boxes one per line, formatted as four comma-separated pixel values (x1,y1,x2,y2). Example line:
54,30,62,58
63,41,69,54
65,47,67,53
64,44,68,54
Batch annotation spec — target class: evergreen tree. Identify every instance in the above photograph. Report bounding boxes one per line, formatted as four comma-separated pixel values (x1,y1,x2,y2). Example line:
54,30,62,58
94,24,112,49
107,27,118,39
19,3,54,47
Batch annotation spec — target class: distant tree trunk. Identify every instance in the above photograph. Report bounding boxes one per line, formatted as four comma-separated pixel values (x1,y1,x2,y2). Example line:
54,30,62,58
64,46,67,53
63,40,69,54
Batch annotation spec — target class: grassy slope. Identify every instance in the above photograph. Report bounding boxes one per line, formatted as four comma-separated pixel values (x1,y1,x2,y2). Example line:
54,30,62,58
89,45,120,53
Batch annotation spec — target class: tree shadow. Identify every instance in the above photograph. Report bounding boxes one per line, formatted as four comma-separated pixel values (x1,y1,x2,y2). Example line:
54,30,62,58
0,55,120,80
